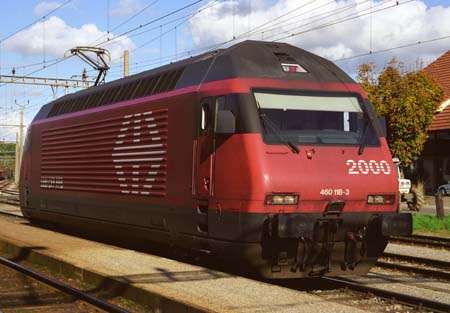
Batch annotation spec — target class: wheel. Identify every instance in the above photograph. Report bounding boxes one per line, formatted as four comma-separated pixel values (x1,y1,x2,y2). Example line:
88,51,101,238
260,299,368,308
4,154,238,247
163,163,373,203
407,187,423,211
439,188,447,196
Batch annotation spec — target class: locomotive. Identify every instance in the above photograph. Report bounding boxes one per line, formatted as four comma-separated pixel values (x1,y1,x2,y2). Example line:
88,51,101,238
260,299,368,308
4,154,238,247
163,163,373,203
20,41,411,278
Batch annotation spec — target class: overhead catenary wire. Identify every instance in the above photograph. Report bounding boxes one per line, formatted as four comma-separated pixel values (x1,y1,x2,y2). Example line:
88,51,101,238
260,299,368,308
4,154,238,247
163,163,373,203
0,57,65,71
272,0,413,42
0,0,73,43
97,0,332,72
0,0,433,79
83,0,224,76
104,0,400,73
100,0,222,49
2,0,448,121
0,56,72,89
0,0,208,99
0,0,73,75
244,0,370,40
130,2,220,54
3,0,374,79
98,0,374,71
228,0,321,41
2,0,206,77
92,0,204,48
91,0,161,46
0,1,390,132
0,1,219,118
110,0,160,33
11,0,214,80
122,0,448,82
334,34,450,62
155,0,377,66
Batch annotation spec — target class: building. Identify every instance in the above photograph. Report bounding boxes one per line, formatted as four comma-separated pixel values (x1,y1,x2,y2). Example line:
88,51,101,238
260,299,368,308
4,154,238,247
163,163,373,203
421,51,450,193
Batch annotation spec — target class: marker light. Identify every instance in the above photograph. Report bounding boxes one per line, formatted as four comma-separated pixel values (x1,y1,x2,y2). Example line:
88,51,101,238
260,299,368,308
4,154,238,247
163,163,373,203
367,195,395,205
399,181,411,188
265,194,299,205
281,63,307,73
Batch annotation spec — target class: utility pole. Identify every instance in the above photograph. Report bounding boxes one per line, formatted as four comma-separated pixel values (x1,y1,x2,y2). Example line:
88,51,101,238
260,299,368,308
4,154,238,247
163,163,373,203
124,50,130,78
18,105,24,184
14,132,19,185
15,101,25,184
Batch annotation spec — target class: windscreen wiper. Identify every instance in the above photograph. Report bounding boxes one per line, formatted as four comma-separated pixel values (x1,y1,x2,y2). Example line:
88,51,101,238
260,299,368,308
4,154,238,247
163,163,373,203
259,112,300,154
358,116,373,155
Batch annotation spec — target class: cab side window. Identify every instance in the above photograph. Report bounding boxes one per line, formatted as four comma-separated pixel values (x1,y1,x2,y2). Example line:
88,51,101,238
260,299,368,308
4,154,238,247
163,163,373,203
201,102,210,133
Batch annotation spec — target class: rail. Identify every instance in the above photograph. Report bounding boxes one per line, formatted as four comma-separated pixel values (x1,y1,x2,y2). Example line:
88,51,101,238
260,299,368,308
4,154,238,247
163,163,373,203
390,234,450,249
0,255,128,313
378,252,450,280
0,180,19,205
323,277,450,313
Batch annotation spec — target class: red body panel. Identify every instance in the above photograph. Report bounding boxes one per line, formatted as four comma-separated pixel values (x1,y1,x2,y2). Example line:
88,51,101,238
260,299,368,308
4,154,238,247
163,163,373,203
213,134,397,213
24,93,198,219
198,78,368,98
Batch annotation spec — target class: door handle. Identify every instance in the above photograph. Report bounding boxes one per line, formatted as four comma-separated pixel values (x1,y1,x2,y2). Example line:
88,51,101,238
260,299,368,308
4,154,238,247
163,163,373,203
203,176,210,191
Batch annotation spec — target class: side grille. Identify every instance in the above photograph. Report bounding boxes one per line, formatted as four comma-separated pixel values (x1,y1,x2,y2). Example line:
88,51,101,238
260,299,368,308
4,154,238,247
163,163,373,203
47,68,184,117
40,109,168,197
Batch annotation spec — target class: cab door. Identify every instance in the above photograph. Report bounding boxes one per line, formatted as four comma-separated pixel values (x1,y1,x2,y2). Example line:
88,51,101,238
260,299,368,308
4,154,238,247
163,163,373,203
195,99,215,198
193,98,215,234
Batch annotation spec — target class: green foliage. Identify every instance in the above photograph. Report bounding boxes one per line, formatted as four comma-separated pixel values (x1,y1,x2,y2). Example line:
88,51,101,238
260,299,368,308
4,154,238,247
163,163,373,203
413,214,450,235
358,60,444,166
0,143,16,172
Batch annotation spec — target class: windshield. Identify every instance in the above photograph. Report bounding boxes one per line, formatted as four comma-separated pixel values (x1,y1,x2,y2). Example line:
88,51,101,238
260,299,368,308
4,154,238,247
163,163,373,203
254,91,379,146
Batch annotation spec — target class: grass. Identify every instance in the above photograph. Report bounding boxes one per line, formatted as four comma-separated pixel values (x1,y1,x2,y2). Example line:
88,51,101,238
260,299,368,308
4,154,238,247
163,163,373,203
413,214,450,236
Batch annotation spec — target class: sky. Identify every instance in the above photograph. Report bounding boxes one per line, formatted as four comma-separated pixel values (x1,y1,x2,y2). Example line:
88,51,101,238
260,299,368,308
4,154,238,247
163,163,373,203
0,0,449,141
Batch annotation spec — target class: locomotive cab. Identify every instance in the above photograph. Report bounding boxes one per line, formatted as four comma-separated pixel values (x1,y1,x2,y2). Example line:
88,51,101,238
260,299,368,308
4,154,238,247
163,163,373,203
194,83,411,278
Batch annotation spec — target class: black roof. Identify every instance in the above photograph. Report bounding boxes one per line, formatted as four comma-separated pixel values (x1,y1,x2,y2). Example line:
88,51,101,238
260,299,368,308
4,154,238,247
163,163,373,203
36,40,354,120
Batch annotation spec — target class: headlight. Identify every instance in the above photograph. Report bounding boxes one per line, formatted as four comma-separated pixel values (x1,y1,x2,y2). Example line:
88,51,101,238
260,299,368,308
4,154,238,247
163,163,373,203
367,194,395,204
265,194,299,205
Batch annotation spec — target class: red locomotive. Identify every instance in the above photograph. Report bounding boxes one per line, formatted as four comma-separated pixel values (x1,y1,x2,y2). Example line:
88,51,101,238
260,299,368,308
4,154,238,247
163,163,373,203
20,41,411,278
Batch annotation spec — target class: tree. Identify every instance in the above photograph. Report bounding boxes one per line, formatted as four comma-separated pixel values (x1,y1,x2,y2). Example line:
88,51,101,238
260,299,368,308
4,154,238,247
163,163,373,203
357,60,444,166
0,143,16,173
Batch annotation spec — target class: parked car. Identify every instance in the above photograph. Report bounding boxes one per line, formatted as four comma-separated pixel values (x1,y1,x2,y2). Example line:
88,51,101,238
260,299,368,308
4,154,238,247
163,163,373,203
438,184,450,196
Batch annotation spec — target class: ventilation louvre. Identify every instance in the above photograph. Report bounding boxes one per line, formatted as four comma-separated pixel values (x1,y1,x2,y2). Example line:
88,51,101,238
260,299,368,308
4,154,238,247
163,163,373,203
48,68,185,118
274,52,296,64
40,109,169,197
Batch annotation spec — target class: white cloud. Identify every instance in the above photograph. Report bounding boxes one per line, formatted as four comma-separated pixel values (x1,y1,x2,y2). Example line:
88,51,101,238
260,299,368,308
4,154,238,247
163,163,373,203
111,0,141,16
188,0,450,74
3,16,135,61
33,1,62,16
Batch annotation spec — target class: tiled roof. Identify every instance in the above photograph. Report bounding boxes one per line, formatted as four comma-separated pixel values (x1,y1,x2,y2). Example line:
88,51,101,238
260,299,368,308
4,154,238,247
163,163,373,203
429,103,450,131
423,50,450,131
423,50,450,98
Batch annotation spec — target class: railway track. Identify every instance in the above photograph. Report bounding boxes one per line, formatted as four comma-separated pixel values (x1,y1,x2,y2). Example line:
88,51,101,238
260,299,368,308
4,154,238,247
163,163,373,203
322,276,450,313
0,206,448,312
391,234,450,249
0,179,10,189
0,255,128,313
1,207,449,281
377,252,450,280
0,179,19,205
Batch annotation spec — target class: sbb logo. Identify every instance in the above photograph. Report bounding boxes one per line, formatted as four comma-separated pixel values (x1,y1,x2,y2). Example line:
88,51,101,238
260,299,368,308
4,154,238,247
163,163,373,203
346,159,391,175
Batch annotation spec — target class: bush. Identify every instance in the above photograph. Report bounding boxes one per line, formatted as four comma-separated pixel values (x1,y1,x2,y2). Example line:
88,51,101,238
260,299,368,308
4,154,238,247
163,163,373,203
413,214,450,234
